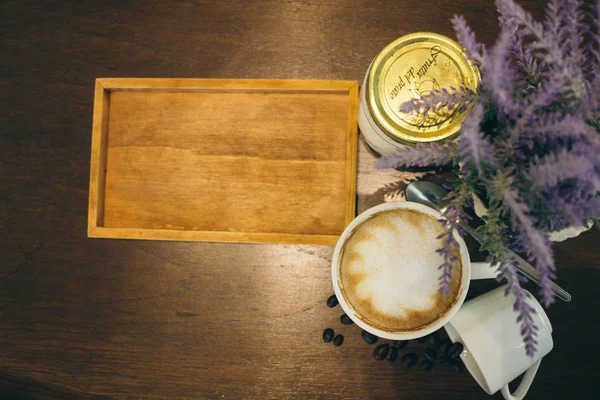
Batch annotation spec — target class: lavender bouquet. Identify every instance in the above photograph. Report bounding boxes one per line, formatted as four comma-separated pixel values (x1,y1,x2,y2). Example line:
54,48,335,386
376,0,600,356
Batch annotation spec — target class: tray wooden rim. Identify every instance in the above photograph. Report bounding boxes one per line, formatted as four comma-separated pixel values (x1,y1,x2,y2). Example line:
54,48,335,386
88,78,359,245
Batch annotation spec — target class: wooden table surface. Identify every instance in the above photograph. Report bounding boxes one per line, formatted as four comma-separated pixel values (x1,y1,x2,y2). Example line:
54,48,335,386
2,1,599,399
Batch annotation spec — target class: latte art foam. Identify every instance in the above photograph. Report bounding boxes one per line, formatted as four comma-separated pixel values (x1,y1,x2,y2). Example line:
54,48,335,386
339,208,462,332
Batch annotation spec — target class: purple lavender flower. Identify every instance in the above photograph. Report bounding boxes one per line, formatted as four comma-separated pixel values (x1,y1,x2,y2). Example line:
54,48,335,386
491,181,556,306
582,73,600,121
374,142,457,169
458,104,498,175
520,114,600,161
543,184,600,230
451,15,489,71
495,258,539,357
375,0,599,357
497,0,580,90
479,208,541,357
496,0,563,66
399,87,475,115
436,184,471,297
562,1,586,68
592,2,600,67
486,29,516,115
527,149,599,191
510,28,540,91
543,0,564,39
521,78,561,116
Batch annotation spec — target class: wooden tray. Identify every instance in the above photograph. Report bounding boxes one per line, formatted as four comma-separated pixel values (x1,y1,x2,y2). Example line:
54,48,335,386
88,78,359,245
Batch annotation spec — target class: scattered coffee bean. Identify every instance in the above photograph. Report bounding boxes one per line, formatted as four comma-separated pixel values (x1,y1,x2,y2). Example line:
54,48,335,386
401,352,418,368
439,338,452,354
374,344,390,360
322,328,334,343
327,295,339,308
362,330,378,345
340,314,354,325
416,335,428,343
388,347,398,362
427,331,441,346
452,359,466,373
439,355,451,366
423,347,438,362
333,334,344,347
394,340,409,350
448,342,464,359
420,360,434,371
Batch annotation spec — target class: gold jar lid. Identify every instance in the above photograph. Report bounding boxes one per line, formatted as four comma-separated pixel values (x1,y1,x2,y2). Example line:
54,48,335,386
366,32,480,145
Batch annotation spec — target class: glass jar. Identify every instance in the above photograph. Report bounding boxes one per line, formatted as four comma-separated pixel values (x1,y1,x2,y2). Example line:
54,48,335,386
358,32,480,155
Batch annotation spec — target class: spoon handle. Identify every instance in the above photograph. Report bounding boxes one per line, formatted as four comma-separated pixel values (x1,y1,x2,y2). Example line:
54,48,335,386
458,221,572,303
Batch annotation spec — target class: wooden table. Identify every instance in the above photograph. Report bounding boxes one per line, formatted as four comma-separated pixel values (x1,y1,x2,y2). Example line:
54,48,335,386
2,1,598,398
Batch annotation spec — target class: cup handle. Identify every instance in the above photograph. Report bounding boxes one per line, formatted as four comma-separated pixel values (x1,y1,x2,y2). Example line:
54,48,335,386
470,262,498,280
500,359,542,400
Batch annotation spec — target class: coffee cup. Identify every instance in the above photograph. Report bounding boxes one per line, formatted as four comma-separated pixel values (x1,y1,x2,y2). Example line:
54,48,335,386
331,201,498,340
445,285,553,399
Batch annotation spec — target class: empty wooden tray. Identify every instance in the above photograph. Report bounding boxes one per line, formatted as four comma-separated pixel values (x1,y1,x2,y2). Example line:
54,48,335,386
88,78,359,245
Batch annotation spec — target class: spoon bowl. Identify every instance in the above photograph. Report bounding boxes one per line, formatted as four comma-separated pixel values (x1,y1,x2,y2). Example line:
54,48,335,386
405,181,450,213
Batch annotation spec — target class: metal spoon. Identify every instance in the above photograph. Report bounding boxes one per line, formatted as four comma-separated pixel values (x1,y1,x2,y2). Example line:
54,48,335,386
405,180,572,303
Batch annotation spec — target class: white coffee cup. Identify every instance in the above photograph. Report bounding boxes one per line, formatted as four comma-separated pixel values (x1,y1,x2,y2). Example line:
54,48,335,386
331,201,498,340
445,285,553,400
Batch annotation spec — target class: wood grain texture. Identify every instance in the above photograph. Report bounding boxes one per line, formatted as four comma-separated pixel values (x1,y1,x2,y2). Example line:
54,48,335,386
90,79,358,244
1,1,599,399
98,77,359,91
88,81,110,234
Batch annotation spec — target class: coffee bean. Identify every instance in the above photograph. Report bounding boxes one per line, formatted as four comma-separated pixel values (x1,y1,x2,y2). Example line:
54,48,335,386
427,331,441,346
452,359,466,373
439,338,452,354
394,340,409,350
374,344,390,360
448,342,464,359
416,335,428,343
439,355,451,366
420,360,434,371
423,348,437,362
340,314,354,325
333,334,344,347
327,295,339,308
322,328,334,343
401,353,418,368
362,330,378,345
388,347,398,362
